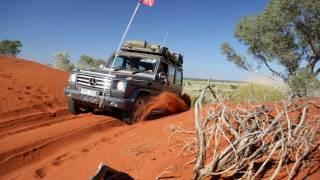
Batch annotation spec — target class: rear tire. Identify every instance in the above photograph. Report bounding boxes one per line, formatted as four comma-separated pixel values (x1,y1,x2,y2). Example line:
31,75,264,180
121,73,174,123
181,93,191,108
68,98,81,115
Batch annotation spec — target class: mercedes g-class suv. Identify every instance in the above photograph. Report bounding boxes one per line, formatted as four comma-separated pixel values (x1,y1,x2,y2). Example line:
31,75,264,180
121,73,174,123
64,40,184,124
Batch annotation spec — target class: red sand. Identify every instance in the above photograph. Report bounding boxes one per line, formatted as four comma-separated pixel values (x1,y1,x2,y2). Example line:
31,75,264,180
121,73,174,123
139,91,189,121
0,55,195,179
0,55,319,179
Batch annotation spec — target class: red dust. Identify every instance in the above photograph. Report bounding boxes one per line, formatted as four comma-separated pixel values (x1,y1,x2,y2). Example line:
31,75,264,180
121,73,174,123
139,92,190,121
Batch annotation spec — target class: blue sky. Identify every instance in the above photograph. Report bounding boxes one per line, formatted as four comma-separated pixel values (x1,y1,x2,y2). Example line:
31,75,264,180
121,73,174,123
1,0,269,80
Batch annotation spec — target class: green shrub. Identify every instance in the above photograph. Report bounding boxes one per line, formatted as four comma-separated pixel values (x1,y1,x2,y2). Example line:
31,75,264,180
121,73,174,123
52,52,74,71
231,83,283,103
230,84,238,90
191,88,220,106
288,68,320,97
0,40,22,57
76,55,105,69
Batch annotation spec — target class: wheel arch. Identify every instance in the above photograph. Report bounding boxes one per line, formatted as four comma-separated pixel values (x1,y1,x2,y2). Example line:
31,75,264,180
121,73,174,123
128,88,151,109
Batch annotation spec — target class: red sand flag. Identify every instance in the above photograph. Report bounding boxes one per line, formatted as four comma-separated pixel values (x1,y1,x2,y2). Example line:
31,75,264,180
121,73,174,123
140,0,155,7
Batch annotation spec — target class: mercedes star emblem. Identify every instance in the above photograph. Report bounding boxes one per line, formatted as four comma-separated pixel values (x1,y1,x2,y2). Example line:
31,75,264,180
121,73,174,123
89,78,97,86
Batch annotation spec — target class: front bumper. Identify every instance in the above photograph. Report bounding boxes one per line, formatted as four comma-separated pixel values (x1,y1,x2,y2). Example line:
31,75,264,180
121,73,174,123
64,88,133,111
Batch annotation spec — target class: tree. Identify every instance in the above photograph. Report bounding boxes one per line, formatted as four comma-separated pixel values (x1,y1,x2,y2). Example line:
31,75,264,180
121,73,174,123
221,0,320,81
76,55,94,69
91,59,105,68
76,55,105,69
0,40,22,57
52,52,74,71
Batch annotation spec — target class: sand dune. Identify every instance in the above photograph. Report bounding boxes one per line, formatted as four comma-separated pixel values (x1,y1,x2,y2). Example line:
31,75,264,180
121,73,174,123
0,55,319,179
0,55,194,179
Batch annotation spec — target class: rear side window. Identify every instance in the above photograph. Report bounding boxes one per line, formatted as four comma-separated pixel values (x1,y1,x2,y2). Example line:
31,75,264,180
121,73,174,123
175,70,182,86
168,65,175,84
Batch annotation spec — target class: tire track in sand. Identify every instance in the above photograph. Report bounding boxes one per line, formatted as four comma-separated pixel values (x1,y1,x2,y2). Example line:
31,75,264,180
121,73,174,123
0,114,124,176
0,109,95,139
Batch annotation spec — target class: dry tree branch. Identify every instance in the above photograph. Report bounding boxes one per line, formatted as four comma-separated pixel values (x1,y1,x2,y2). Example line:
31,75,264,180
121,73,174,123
190,81,319,180
192,84,218,179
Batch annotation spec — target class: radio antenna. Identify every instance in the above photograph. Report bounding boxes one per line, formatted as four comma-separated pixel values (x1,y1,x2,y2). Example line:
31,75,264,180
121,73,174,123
161,32,169,47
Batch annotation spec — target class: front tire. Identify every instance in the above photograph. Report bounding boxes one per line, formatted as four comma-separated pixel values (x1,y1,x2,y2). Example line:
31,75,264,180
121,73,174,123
121,111,133,125
67,98,81,115
121,95,149,125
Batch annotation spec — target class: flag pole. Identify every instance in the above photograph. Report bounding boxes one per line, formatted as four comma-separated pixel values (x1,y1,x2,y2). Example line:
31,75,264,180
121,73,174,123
99,1,141,108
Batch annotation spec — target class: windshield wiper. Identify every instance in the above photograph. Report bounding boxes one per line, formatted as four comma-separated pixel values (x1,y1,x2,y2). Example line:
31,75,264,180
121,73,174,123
113,66,123,71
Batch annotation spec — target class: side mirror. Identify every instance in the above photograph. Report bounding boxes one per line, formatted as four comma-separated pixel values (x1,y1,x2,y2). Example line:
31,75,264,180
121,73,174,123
99,64,104,69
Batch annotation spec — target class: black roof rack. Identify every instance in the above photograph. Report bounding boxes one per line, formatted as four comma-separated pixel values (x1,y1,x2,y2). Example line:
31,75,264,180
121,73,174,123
121,40,183,66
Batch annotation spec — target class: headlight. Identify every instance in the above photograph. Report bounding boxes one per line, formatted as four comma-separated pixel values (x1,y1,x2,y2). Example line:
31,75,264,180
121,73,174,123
69,73,77,83
116,81,126,91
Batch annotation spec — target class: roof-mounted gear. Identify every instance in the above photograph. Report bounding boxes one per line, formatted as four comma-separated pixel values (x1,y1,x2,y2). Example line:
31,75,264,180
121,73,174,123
121,40,183,66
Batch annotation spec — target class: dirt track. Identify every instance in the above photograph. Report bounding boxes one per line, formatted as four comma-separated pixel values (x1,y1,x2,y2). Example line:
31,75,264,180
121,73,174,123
0,56,194,179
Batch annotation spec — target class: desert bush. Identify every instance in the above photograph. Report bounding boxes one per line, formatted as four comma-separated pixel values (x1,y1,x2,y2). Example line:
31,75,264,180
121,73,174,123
288,68,320,97
183,80,249,105
52,52,74,71
76,55,105,69
230,84,238,90
231,83,283,103
0,40,22,57
190,88,220,106
76,55,94,69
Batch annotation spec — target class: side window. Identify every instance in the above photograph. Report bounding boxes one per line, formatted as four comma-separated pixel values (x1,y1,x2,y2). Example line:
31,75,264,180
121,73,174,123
168,65,175,84
175,70,182,86
158,62,168,74
139,58,157,73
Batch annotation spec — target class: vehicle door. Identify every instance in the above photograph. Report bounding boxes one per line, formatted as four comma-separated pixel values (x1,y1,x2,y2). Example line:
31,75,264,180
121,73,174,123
167,65,182,95
154,60,170,93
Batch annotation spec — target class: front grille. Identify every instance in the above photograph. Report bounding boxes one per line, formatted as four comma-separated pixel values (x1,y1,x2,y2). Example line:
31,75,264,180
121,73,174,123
76,72,112,95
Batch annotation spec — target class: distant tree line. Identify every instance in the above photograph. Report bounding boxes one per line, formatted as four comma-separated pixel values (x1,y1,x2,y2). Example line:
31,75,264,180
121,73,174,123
184,77,246,84
52,52,105,71
0,39,22,57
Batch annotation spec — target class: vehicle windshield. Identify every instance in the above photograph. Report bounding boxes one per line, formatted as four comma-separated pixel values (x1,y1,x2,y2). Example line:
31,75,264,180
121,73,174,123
104,55,158,74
